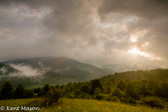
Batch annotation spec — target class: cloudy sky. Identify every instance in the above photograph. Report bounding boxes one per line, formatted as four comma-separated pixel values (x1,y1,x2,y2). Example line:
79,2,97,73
0,0,168,67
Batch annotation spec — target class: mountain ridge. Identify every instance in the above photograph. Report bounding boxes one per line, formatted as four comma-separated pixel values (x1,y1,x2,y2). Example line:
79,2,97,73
0,57,106,88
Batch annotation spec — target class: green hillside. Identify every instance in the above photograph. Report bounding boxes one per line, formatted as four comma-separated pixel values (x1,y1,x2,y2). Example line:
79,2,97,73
101,69,168,81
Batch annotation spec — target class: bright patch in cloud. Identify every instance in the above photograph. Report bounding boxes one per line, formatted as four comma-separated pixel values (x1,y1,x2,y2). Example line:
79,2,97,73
128,47,151,58
123,16,139,23
128,47,163,61
130,30,148,43
142,42,149,47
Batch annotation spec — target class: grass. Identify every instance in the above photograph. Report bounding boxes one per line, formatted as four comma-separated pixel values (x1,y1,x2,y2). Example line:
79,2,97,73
0,98,37,106
42,98,166,112
0,98,166,112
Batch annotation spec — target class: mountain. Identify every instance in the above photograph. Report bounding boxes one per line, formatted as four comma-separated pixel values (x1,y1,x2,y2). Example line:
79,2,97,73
101,63,157,73
0,57,106,88
0,63,18,75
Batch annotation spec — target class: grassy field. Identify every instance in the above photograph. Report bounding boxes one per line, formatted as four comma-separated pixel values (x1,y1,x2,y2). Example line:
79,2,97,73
0,98,166,112
0,98,37,106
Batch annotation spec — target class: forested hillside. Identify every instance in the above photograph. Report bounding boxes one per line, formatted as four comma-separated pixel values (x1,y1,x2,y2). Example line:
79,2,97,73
101,69,168,81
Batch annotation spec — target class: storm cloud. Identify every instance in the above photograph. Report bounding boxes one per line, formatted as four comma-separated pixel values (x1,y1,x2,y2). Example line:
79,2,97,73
0,0,168,67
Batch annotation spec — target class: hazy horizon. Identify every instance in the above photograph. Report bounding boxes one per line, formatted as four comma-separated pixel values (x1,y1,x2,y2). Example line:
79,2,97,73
0,0,168,68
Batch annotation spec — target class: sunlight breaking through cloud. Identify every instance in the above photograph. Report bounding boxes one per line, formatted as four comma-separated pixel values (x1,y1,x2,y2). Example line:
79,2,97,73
128,47,162,61
128,47,152,58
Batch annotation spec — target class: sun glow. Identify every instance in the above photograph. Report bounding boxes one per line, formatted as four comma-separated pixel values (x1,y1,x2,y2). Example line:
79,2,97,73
128,47,151,58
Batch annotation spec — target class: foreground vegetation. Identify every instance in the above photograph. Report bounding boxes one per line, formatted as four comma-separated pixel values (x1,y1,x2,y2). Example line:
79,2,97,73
0,98,166,112
0,69,168,111
0,98,36,106
43,98,167,112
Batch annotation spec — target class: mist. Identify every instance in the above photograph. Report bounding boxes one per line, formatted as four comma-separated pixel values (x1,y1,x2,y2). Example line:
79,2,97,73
9,64,43,77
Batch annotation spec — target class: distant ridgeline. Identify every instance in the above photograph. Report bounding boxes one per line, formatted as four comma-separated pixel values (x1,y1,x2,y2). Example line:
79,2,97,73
0,57,168,89
0,57,106,89
101,69,168,81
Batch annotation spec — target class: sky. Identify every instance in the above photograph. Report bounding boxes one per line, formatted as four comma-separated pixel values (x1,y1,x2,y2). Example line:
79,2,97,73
0,0,168,67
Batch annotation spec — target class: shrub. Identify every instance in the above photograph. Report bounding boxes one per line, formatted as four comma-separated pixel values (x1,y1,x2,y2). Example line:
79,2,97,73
94,88,102,100
110,96,120,102
111,88,125,99
103,87,111,94
126,97,136,104
138,97,164,108
42,88,64,106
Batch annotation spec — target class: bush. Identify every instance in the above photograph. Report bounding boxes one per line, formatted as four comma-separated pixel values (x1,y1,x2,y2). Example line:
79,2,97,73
94,88,102,100
103,87,111,94
111,88,125,99
110,96,120,102
138,97,164,108
66,92,76,98
42,88,64,106
126,97,136,104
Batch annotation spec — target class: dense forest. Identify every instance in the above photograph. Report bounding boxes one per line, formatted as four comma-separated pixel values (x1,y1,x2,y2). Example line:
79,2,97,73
0,69,168,109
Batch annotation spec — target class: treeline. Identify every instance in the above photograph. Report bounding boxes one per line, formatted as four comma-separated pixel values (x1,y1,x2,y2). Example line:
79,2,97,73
63,79,168,109
0,81,64,107
0,81,34,100
0,78,168,109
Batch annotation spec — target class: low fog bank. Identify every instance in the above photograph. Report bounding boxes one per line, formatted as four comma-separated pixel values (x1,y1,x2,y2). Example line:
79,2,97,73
9,64,44,77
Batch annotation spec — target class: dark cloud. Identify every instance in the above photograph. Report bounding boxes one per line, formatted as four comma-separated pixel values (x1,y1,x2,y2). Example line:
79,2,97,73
98,0,168,62
0,0,168,67
98,0,168,19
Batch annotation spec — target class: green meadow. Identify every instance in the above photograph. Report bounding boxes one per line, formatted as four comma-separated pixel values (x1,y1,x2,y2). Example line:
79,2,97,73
0,98,36,106
0,98,166,112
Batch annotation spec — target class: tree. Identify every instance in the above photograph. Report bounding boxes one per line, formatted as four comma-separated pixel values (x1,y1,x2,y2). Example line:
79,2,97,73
90,79,102,94
43,87,64,106
111,88,125,99
117,80,125,91
155,82,168,98
140,83,151,97
0,81,14,99
125,83,139,100
25,90,34,98
14,84,26,99
140,97,164,108
81,85,89,93
94,88,102,100
103,87,111,94
34,88,41,93
43,84,50,95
